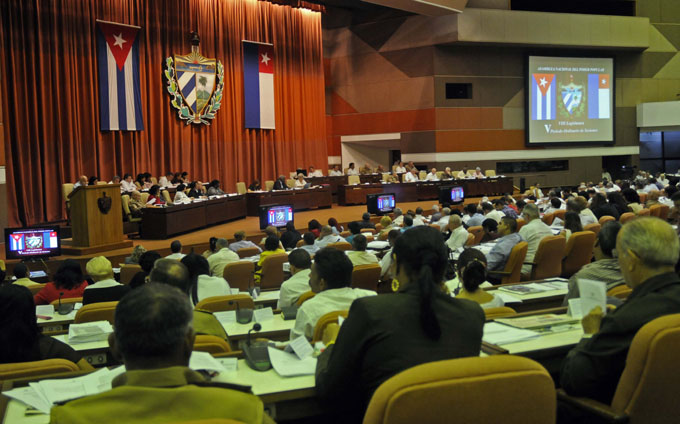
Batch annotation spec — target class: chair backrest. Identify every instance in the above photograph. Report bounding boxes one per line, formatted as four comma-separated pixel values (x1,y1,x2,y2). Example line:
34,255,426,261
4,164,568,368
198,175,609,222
611,314,680,423
193,335,232,355
195,294,255,313
62,183,74,203
26,284,46,296
464,232,475,247
500,241,528,285
485,169,496,177
74,301,118,324
140,192,150,203
656,204,670,220
119,264,142,285
553,209,566,221
260,253,288,290
607,285,633,300
541,212,555,226
265,180,274,191
583,223,601,234
348,175,360,185
620,212,635,224
599,215,616,225
50,297,83,306
296,239,305,248
561,231,597,278
363,355,555,424
360,228,376,234
436,171,444,179
340,230,351,237
161,190,172,203
516,217,526,231
484,306,517,319
530,235,566,281
327,241,352,251
418,170,427,180
235,182,246,195
637,208,650,216
638,192,648,204
649,204,663,218
467,226,484,245
236,247,260,259
351,264,381,291
286,178,295,188
378,231,389,241
0,359,80,382
121,194,132,218
223,261,255,291
296,291,316,306
312,310,348,343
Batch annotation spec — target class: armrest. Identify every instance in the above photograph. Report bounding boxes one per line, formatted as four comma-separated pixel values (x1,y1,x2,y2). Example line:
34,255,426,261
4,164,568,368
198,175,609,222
556,389,629,423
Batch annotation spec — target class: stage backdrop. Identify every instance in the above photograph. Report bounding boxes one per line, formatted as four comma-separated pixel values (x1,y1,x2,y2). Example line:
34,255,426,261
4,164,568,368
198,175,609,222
0,0,327,227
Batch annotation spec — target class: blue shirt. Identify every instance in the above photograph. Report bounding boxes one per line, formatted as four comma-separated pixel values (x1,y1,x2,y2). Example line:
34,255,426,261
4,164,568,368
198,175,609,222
502,206,518,219
486,232,524,271
466,213,485,227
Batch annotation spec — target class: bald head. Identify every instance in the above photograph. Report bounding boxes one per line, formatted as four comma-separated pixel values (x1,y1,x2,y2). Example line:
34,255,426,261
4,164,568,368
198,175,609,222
149,259,191,293
78,175,88,185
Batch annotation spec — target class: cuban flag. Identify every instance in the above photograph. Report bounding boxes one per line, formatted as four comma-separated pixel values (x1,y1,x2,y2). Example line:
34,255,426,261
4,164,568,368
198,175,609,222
96,20,144,131
10,234,24,251
588,74,611,119
243,41,275,130
531,74,556,121
43,231,58,248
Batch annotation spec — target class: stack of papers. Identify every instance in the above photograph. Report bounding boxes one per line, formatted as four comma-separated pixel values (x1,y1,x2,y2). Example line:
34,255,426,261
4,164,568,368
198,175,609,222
367,241,390,250
483,322,540,345
494,314,580,329
67,321,113,344
267,347,316,377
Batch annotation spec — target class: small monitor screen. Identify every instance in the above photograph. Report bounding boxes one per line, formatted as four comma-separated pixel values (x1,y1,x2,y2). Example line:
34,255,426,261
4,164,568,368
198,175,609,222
259,205,294,229
5,227,61,260
451,186,464,203
367,193,396,215
376,194,395,212
439,186,464,205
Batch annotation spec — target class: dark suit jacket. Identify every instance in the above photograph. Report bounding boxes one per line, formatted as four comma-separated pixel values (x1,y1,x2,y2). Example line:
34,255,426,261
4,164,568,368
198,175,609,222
82,285,131,305
280,230,302,250
273,179,287,190
561,272,680,403
315,283,484,412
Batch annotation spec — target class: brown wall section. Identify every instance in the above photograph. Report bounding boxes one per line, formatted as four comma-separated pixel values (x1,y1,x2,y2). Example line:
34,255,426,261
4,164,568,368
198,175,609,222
436,129,525,152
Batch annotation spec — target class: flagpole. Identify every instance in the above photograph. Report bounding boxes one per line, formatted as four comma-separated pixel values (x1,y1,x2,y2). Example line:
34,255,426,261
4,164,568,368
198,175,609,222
96,19,141,29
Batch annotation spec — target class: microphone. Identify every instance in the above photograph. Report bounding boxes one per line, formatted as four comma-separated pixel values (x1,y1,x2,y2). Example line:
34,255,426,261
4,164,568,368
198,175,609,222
229,300,253,324
243,323,271,372
247,323,262,347
56,292,74,315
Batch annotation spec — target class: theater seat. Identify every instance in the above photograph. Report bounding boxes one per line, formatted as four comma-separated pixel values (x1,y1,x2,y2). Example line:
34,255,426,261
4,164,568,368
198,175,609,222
236,247,260,259
351,264,380,291
327,242,352,251
487,241,527,285
223,261,254,291
265,180,274,191
259,253,288,290
312,310,348,343
620,212,635,224
484,306,517,319
464,232,475,246
235,182,246,195
562,231,597,278
74,301,118,324
0,359,80,382
119,264,142,285
523,235,566,281
599,215,616,225
296,291,316,306
364,355,555,424
583,223,601,235
195,294,254,313
467,226,483,245
193,335,232,356
485,170,496,177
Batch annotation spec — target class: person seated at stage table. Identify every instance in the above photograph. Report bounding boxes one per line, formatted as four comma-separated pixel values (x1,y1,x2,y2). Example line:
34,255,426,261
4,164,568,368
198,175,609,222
278,248,313,309
157,172,173,188
171,172,182,185
441,167,454,179
359,162,373,175
34,259,88,305
109,175,121,185
180,171,189,183
120,173,136,194
329,164,343,176
404,168,419,183
560,217,680,408
248,179,261,191
486,217,523,276
165,240,186,260
172,183,190,204
124,245,146,265
294,173,307,188
181,254,230,305
328,217,344,235
424,167,438,181
308,165,323,177
315,227,484,419
300,232,320,256
394,161,407,173
273,175,288,190
206,180,225,196
129,251,162,290
230,230,262,253
346,162,359,176
445,215,468,251
1,285,94,371
146,185,165,206
207,238,240,278
307,219,322,238
83,256,130,305
405,161,416,171
50,283,267,424
279,221,302,250
255,236,286,283
72,175,88,191
11,263,38,287
347,234,379,267
453,249,503,309
315,225,344,249
187,181,206,198
456,167,469,179
291,247,376,341
384,171,400,183
87,175,99,186
127,190,145,218
474,167,485,178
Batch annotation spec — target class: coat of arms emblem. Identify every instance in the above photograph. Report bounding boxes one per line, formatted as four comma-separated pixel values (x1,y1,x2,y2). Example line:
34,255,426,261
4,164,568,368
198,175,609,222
98,192,112,214
165,32,224,125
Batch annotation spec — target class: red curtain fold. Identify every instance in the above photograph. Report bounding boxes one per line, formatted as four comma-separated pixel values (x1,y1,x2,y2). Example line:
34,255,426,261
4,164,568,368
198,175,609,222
0,0,327,227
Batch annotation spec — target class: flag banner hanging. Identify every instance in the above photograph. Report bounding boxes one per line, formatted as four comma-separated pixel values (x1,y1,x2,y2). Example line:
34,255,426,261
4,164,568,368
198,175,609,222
96,20,144,131
587,74,610,120
531,73,556,121
243,41,275,130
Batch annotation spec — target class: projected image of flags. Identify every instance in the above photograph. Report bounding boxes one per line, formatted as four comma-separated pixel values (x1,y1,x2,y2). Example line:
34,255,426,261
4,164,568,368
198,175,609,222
243,41,275,130
9,234,24,251
531,74,556,121
588,74,611,119
96,20,143,131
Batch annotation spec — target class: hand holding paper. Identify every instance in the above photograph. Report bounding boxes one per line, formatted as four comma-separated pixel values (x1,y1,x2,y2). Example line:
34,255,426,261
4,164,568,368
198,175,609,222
581,306,604,334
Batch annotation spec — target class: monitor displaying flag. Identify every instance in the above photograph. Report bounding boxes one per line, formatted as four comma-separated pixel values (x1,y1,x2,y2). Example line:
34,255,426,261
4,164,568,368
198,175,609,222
97,20,143,131
588,74,611,119
243,41,275,130
10,234,24,251
531,74,556,121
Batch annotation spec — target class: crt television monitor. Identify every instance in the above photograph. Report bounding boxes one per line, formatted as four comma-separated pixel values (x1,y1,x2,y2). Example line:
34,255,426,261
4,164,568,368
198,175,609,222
5,226,61,260
367,193,396,215
439,186,464,205
259,205,294,230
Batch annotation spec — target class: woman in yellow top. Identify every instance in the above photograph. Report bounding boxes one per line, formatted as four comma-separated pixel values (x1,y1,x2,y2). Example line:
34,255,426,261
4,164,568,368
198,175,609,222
254,235,286,283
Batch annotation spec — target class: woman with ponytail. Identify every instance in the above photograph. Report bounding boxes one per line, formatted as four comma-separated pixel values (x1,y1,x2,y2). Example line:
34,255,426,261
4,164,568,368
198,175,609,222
455,248,505,308
315,226,484,419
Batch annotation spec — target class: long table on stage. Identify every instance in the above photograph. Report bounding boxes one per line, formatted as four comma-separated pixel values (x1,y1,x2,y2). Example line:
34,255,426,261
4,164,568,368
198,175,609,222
338,177,514,205
246,186,332,216
304,174,382,200
141,195,246,239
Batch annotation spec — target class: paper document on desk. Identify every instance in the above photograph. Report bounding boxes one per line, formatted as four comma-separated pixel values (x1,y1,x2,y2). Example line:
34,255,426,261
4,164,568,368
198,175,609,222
367,241,389,250
497,285,543,295
577,279,607,316
214,310,237,325
494,314,580,329
67,321,113,344
494,292,522,304
190,351,226,373
483,322,540,345
3,386,52,415
268,346,316,377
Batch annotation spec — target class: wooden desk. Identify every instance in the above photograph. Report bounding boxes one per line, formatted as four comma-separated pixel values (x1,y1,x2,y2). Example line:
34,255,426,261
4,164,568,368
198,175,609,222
37,311,77,333
51,335,111,367
245,186,332,217
141,195,246,239
305,174,382,200
221,313,295,347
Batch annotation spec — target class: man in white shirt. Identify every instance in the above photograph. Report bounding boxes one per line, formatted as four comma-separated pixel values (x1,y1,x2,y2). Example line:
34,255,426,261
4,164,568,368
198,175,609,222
404,169,419,183
165,240,186,260
315,226,344,248
207,238,240,277
446,215,469,251
299,232,320,255
346,163,359,175
395,161,406,173
456,167,468,179
346,234,379,267
518,204,554,278
308,166,323,178
425,168,438,181
180,253,231,305
120,174,137,194
72,175,88,191
229,231,262,254
392,208,404,226
277,249,313,309
290,248,376,340
413,207,426,226
329,165,343,176
481,202,504,223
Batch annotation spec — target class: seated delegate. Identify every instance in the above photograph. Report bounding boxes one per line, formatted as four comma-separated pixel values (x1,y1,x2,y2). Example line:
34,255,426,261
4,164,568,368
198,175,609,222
34,259,88,305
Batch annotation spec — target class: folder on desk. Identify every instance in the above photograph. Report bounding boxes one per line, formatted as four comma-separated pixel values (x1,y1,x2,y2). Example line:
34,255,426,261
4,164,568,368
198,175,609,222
494,314,580,330
482,322,540,345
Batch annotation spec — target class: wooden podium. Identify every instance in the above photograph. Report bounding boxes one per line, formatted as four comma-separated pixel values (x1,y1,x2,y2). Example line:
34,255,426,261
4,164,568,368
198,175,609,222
62,184,133,255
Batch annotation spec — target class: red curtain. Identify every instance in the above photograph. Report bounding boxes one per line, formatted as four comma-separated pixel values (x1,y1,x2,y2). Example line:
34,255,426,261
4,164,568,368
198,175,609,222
0,0,327,227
